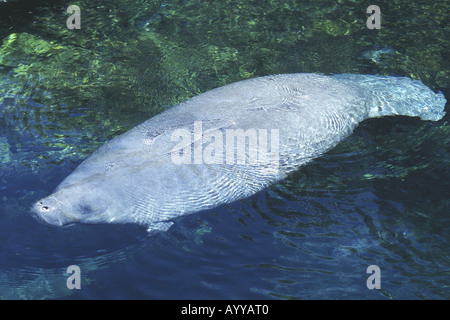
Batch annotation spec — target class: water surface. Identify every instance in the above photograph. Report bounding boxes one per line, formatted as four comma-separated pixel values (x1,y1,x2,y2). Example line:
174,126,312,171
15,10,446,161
0,0,448,299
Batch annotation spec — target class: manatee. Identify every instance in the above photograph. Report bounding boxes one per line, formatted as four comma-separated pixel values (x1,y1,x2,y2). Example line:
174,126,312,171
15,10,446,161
31,73,446,233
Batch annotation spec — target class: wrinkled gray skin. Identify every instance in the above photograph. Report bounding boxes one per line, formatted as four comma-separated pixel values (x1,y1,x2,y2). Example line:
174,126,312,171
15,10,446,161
32,73,447,232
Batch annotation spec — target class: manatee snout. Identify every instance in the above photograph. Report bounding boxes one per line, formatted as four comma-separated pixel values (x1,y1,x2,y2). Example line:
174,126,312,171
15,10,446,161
31,196,73,227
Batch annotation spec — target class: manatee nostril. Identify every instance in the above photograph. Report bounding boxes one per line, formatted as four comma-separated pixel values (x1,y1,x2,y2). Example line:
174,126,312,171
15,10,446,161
42,205,49,212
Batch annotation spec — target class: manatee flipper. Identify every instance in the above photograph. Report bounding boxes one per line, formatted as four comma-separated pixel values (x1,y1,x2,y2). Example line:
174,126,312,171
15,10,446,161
146,221,174,234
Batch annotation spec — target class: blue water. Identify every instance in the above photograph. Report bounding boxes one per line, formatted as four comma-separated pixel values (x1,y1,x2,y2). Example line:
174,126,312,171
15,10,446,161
1,0,449,300
2,97,449,299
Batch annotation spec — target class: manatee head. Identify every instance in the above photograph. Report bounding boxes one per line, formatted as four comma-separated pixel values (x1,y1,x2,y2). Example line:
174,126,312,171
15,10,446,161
31,184,115,227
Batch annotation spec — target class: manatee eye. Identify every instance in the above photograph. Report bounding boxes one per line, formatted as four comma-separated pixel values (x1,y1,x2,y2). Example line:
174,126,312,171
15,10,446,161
79,204,92,215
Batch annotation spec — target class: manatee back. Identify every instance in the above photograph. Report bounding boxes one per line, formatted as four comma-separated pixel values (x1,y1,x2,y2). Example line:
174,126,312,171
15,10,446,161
79,73,370,178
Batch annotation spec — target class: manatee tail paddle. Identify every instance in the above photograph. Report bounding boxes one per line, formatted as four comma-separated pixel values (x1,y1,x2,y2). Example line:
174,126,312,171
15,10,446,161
333,74,447,121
